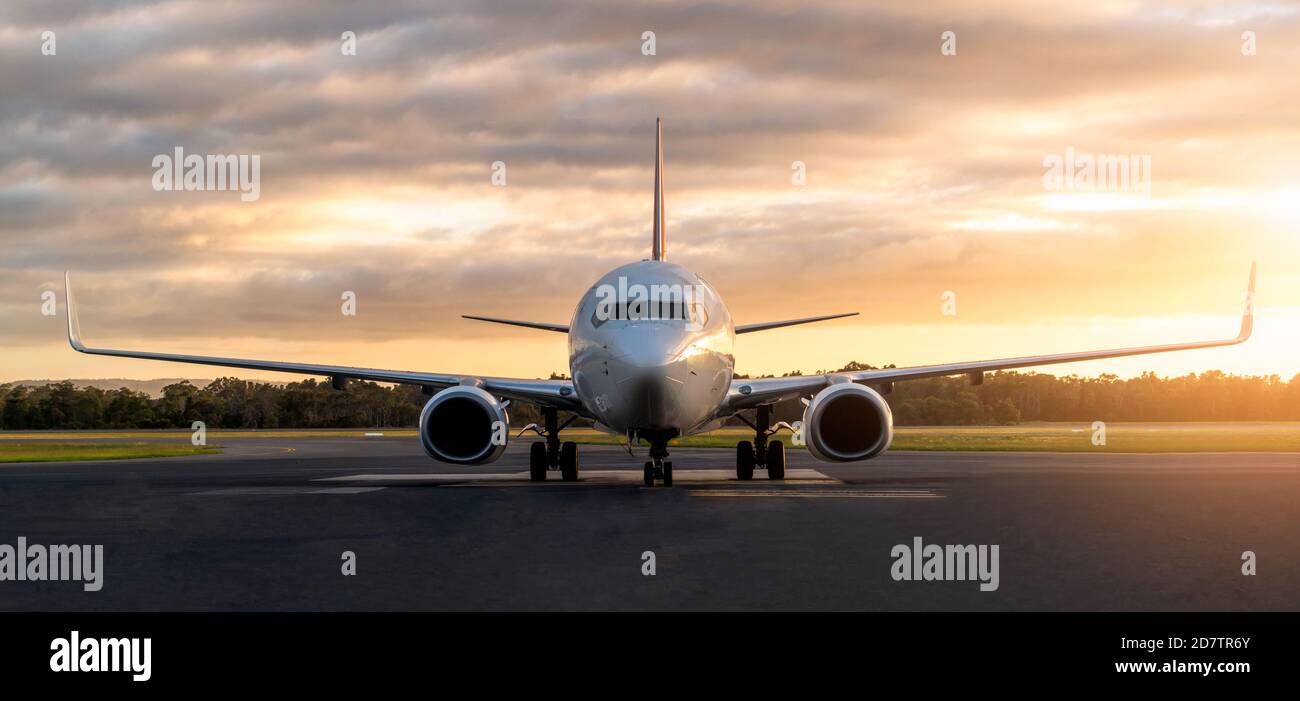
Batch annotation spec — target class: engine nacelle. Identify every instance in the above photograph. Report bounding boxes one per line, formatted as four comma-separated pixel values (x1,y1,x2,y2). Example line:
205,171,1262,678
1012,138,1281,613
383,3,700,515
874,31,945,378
418,385,509,465
802,382,894,462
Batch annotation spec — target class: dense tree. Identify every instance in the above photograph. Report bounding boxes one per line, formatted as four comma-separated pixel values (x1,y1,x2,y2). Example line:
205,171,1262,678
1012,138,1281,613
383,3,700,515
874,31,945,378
1,367,1298,430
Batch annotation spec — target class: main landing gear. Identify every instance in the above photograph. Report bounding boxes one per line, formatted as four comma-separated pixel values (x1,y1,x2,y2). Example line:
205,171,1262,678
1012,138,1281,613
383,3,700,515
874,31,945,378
734,404,787,481
526,407,580,482
640,430,677,487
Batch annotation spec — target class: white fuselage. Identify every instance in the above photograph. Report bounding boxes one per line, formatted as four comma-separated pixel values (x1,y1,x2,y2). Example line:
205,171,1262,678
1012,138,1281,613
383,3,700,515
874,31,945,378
568,260,735,437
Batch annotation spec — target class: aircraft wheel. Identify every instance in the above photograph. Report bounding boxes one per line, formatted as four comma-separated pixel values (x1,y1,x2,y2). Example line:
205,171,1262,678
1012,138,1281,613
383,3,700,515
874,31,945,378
643,461,655,487
736,440,755,480
529,441,547,481
663,460,673,487
560,441,579,481
767,440,786,480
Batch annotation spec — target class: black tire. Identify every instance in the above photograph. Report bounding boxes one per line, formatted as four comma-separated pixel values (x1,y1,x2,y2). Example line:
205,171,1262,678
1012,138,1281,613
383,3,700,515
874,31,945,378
663,460,673,487
736,441,755,480
560,441,579,482
643,461,655,487
767,440,786,480
529,441,547,482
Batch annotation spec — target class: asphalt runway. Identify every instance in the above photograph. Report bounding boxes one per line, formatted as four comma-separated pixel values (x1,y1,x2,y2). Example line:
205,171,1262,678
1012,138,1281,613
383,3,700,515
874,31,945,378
0,436,1296,611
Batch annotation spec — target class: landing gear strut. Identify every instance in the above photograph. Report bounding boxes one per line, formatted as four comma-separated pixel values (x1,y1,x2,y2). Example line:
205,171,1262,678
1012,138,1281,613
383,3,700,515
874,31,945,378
640,431,676,487
527,407,580,482
735,404,787,481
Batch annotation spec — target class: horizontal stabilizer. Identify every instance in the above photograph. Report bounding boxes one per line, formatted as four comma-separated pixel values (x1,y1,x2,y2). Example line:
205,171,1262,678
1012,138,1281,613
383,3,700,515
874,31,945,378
735,312,858,334
462,315,569,333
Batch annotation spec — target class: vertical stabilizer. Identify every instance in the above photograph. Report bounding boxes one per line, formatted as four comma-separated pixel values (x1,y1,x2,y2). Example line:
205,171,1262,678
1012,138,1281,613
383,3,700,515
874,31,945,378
652,117,666,261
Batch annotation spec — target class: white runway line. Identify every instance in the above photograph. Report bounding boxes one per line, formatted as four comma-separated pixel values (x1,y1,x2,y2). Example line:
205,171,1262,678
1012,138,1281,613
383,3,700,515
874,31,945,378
315,468,838,486
688,489,943,499
319,472,528,483
192,486,386,496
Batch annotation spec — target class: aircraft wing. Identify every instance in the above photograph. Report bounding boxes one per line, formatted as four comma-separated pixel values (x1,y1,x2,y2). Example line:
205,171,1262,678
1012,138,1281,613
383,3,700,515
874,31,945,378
725,263,1255,411
63,273,584,412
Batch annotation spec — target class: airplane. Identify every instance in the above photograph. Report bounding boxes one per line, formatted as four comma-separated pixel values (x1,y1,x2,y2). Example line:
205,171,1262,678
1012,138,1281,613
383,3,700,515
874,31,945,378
63,118,1256,487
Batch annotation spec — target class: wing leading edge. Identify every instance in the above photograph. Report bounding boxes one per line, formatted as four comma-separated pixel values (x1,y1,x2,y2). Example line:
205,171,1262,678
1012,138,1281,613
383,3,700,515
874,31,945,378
726,263,1256,410
64,273,582,411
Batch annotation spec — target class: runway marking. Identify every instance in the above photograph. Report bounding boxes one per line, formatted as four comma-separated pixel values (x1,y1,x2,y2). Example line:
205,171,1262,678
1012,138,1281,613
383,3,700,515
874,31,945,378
315,468,839,487
688,489,943,499
319,472,526,483
222,446,297,459
192,486,386,496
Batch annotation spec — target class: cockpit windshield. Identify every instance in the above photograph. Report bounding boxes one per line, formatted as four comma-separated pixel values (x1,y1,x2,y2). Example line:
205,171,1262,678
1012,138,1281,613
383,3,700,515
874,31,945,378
590,283,709,328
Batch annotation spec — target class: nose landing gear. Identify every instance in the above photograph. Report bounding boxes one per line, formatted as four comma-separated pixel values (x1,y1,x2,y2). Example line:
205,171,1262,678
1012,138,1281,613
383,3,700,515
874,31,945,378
734,404,788,481
640,430,677,487
642,458,673,487
524,407,580,482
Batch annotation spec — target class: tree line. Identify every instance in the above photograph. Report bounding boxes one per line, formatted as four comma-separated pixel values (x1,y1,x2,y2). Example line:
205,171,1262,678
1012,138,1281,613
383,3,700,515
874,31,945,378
2,365,1298,431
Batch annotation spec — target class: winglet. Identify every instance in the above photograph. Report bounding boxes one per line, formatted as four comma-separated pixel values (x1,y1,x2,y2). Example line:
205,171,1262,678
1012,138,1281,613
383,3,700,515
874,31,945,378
1238,260,1256,341
64,271,86,352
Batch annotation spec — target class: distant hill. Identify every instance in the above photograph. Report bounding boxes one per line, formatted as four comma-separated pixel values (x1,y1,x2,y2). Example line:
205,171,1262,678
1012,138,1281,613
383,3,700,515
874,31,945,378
3,378,215,398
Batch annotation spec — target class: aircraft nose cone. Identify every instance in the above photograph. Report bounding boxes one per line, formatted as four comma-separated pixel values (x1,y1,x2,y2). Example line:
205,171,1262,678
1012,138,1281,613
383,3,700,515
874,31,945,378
624,375,672,427
609,323,682,369
607,324,690,430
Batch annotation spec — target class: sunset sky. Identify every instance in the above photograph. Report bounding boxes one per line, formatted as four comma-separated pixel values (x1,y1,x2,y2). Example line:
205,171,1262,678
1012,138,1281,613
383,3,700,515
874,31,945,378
1,0,1297,385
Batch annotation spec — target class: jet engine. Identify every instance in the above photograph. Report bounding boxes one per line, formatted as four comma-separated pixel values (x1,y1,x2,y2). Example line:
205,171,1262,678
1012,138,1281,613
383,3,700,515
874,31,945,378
802,382,894,462
418,385,509,464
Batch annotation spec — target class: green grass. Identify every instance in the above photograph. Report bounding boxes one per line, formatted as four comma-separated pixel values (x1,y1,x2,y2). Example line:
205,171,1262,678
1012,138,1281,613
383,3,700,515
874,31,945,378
887,423,1300,452
559,423,1300,453
0,443,222,463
